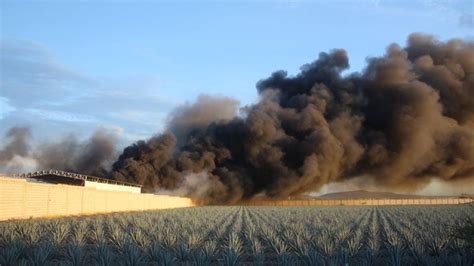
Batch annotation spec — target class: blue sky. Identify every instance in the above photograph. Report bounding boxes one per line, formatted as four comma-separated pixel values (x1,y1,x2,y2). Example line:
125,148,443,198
1,0,473,147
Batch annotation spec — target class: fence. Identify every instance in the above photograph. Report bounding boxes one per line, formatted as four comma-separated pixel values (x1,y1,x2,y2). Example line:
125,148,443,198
240,198,473,206
0,177,195,221
1,176,472,221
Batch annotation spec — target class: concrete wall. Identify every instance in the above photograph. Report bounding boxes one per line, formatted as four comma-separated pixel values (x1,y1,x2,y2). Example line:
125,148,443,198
84,180,141,194
241,198,473,206
0,177,195,221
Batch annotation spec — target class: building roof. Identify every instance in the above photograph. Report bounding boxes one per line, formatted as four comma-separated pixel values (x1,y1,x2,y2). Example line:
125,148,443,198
13,169,142,188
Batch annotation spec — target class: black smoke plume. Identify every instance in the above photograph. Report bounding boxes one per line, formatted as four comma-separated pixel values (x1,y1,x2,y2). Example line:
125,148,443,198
0,127,32,166
111,34,474,204
0,128,116,176
36,131,116,177
167,94,239,147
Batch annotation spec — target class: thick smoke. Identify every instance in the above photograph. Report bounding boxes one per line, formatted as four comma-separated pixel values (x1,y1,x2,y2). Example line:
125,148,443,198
0,127,36,171
0,128,116,176
111,34,474,203
0,127,31,163
36,131,116,176
167,95,239,146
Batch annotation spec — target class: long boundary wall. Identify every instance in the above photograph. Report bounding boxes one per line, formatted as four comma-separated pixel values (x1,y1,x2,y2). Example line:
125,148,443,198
2,176,472,221
0,177,195,221
241,198,473,206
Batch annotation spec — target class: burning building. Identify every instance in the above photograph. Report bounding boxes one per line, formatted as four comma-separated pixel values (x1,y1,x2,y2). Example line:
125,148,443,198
13,169,141,194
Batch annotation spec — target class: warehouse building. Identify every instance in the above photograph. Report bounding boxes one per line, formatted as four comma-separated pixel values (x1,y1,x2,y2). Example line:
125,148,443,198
13,169,142,194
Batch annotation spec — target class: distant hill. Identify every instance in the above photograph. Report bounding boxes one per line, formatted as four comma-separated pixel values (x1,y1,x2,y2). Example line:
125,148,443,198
316,190,441,199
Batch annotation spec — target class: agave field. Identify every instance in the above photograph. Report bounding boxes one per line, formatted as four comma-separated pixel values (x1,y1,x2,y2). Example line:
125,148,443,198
0,205,473,265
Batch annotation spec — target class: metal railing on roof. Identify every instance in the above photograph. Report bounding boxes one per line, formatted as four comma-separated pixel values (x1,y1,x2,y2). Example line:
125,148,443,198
13,170,142,188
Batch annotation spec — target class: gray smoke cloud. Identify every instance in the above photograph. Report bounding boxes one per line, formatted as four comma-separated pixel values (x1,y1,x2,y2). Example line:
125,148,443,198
0,127,31,163
167,95,239,146
112,33,474,204
35,130,116,176
0,127,35,171
0,128,116,176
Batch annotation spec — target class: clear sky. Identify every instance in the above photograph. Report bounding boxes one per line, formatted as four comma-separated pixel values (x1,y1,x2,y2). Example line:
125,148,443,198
1,0,473,147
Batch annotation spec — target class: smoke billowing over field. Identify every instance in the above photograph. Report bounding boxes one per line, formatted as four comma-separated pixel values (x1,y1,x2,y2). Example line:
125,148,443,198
2,34,474,203
0,128,115,177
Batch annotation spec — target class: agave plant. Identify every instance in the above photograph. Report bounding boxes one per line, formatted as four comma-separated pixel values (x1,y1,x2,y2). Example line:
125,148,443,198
71,221,88,247
250,239,265,265
147,243,175,265
64,244,87,266
268,237,289,256
186,232,204,249
95,243,115,266
277,252,294,265
203,240,218,260
128,228,150,250
14,221,43,248
47,220,70,247
90,221,106,246
174,242,192,262
108,223,128,250
317,234,336,257
361,248,377,266
346,232,363,257
27,241,53,266
222,232,243,266
0,239,26,266
121,242,144,266
386,242,405,266
426,233,451,256
222,249,240,266
290,234,309,258
192,249,212,265
161,229,178,249
2,202,473,265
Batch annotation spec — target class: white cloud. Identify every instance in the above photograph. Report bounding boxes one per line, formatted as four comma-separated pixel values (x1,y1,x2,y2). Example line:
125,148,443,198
459,14,473,28
25,108,99,123
0,39,180,146
0,97,16,119
0,40,92,106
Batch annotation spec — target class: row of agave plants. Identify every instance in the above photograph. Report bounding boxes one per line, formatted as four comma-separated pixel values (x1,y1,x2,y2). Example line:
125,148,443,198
0,204,472,265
